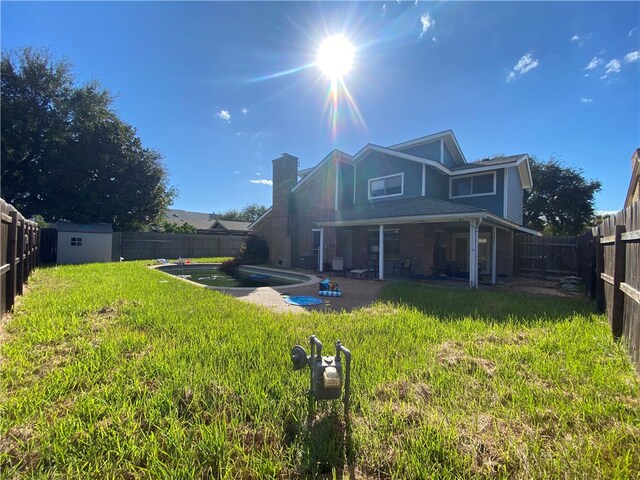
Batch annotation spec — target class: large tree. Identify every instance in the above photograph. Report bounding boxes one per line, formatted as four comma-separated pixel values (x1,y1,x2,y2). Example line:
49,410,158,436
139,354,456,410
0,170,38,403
216,203,268,223
524,156,602,235
1,48,175,230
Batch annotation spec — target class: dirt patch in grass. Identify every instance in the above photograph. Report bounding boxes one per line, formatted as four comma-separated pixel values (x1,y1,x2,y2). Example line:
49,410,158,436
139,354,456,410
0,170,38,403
456,413,534,477
437,341,497,377
474,331,530,346
0,424,40,472
374,380,432,403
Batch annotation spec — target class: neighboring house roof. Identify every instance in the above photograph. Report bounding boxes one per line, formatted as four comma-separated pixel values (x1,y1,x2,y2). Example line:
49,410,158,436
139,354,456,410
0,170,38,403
211,219,251,233
165,209,215,230
57,222,113,233
625,149,640,208
165,209,253,233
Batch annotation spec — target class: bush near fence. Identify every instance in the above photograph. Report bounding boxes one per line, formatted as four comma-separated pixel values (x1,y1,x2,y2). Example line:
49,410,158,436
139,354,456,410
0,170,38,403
1,198,39,319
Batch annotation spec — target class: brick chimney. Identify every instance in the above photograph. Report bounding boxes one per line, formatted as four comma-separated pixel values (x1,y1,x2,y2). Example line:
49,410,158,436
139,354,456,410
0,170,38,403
269,153,298,267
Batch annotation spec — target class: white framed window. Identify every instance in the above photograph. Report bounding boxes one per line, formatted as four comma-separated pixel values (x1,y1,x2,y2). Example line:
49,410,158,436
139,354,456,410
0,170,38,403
450,172,496,198
71,237,83,247
368,173,404,199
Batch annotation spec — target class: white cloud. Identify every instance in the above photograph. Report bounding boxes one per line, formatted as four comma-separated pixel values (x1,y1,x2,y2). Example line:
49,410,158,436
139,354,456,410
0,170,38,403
584,56,603,70
235,132,243,136
629,27,639,37
570,35,580,42
217,110,231,122
601,59,621,78
570,33,591,46
255,171,262,176
580,97,593,103
382,3,386,16
241,107,249,114
419,12,434,38
233,170,240,175
624,51,640,63
506,52,539,82
250,179,273,186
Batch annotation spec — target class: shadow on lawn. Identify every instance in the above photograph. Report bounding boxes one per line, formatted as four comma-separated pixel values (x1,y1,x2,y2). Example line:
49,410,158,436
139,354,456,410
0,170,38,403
379,282,595,323
291,406,355,479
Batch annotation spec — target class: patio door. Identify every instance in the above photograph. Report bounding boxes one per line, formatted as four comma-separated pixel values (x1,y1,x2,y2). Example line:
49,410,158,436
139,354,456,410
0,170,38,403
312,229,321,269
452,233,492,274
453,235,469,272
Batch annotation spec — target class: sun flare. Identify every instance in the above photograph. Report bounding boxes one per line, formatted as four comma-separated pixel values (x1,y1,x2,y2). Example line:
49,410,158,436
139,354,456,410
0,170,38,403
316,35,355,80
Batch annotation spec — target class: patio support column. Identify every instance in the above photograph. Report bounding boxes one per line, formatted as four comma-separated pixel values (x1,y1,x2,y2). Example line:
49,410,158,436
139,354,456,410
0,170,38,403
469,220,479,289
378,224,384,280
491,226,497,285
319,226,324,272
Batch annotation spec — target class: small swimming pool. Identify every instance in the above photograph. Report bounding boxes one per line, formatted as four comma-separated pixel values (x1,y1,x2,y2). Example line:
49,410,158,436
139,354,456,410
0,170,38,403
156,264,319,290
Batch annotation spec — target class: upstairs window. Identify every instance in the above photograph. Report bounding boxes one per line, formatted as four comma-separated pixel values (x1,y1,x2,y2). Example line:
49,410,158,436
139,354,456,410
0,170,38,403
450,172,496,198
70,237,83,247
368,173,403,199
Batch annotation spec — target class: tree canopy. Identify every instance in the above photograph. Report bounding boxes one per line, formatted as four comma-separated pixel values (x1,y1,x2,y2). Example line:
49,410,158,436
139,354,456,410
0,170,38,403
524,156,602,235
215,203,268,223
1,47,175,231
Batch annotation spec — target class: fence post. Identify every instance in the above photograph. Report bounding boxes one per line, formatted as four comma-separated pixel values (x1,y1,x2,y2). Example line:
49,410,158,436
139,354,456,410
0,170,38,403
6,211,19,313
16,215,25,296
611,225,626,338
595,228,605,313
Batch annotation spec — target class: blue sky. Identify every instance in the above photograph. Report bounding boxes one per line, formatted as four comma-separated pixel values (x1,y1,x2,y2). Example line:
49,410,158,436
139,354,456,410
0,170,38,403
2,1,639,214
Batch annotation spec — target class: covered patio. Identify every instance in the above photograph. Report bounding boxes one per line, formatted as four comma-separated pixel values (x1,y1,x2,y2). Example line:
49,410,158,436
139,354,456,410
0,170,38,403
315,211,539,288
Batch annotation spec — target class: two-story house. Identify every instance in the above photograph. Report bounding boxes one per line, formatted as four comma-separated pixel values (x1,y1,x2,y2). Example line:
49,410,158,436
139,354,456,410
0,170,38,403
251,130,538,287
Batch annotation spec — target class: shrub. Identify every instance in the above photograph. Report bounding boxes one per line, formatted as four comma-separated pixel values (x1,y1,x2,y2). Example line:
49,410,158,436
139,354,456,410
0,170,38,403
220,235,269,273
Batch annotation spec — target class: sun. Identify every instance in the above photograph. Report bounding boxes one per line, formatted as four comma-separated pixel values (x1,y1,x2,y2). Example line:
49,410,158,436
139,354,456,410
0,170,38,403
316,35,355,81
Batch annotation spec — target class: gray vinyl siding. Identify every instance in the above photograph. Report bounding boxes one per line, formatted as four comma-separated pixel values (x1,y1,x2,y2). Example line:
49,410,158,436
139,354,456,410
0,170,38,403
442,144,455,168
449,169,505,216
355,151,423,203
505,166,523,225
339,163,354,208
425,166,448,199
396,140,441,161
394,141,456,168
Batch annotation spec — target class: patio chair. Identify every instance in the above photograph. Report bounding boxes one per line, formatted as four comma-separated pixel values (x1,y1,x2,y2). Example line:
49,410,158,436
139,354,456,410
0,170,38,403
392,256,414,276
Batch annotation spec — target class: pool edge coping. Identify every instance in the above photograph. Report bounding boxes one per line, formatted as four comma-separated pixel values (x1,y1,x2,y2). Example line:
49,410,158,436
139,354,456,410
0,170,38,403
148,263,322,292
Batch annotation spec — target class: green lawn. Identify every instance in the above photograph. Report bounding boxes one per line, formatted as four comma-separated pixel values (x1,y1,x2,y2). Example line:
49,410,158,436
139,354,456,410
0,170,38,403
1,261,639,479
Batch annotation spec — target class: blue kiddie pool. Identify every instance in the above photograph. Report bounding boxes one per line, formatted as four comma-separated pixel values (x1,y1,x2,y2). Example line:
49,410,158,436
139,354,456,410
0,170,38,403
283,296,324,306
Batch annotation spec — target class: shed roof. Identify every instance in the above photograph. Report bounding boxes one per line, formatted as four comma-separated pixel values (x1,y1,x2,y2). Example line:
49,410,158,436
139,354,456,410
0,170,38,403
56,222,113,233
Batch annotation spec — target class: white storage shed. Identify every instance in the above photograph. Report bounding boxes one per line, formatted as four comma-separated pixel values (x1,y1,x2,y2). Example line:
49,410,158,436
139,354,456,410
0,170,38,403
57,222,113,264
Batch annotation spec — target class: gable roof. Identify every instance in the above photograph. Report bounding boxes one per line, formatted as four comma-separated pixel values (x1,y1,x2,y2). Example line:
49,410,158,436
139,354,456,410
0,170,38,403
291,149,353,193
165,209,215,230
388,129,466,164
211,219,251,233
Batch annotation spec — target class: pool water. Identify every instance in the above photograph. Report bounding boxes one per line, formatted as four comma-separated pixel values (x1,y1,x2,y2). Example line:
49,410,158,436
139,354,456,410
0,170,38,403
159,265,306,288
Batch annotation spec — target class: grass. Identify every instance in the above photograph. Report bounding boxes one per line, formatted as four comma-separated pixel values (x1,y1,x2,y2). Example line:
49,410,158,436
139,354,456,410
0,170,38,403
1,261,639,479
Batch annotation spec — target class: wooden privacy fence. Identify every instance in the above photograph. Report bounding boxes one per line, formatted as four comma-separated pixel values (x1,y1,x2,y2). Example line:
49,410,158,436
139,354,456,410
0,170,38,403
1,198,40,319
514,234,579,279
592,200,640,373
116,231,246,260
